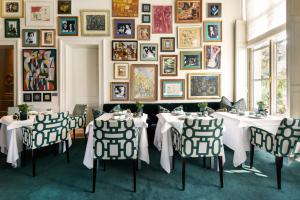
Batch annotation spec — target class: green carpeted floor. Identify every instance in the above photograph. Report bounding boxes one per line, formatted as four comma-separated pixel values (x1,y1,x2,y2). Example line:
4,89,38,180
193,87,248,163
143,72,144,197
0,140,299,200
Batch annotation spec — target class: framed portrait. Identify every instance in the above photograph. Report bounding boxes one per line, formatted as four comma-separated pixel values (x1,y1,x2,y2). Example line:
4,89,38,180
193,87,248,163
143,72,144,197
25,0,54,27
112,0,138,17
23,49,57,91
22,29,39,47
142,4,151,12
207,3,222,18
152,6,173,34
187,73,221,99
175,0,202,23
131,64,158,101
5,19,20,38
204,45,221,69
137,25,150,40
142,14,151,23
113,19,135,39
58,16,78,36
81,9,110,36
58,0,71,15
140,43,158,61
1,0,23,18
203,21,222,42
160,55,178,76
23,93,32,102
160,37,175,52
180,51,202,70
161,79,185,100
43,93,52,102
110,82,129,101
114,63,129,80
112,40,138,61
178,26,201,49
40,29,56,47
33,93,42,102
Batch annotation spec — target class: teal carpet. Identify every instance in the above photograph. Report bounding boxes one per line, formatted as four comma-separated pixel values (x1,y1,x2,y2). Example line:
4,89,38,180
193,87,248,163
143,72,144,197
0,140,299,200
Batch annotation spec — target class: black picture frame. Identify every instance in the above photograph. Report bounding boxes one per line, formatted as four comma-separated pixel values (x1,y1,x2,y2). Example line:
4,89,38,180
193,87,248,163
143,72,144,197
43,93,52,102
142,4,151,12
142,14,151,23
5,19,20,38
23,93,32,102
33,93,42,102
160,37,176,52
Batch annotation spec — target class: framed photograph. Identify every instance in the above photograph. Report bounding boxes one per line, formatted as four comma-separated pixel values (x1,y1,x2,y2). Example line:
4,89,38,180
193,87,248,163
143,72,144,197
114,63,129,80
204,45,221,69
5,19,20,38
58,16,78,36
187,73,221,99
161,79,185,100
81,9,110,36
23,49,57,91
58,0,71,15
160,55,178,76
40,29,56,47
111,82,129,101
137,25,150,40
160,37,175,52
113,19,135,39
23,93,32,102
175,0,202,23
112,0,138,17
112,41,138,61
178,26,201,49
22,29,39,47
203,21,222,42
142,4,151,12
180,51,202,70
43,93,52,102
152,6,172,34
140,43,158,61
207,3,222,18
131,64,158,101
26,0,54,27
33,93,42,102
1,0,23,18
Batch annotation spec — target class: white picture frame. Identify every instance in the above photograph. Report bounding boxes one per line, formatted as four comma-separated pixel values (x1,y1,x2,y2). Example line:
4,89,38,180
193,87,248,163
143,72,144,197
26,0,55,27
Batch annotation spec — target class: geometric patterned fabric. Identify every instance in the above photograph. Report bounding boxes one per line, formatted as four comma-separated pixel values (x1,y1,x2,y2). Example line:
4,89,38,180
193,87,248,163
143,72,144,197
159,105,184,113
69,104,87,129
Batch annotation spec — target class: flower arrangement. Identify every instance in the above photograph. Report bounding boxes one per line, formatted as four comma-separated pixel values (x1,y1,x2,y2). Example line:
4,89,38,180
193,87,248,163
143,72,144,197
197,102,208,112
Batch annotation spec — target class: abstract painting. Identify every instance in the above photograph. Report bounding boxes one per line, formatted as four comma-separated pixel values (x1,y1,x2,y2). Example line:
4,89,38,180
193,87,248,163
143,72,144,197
160,55,178,76
203,21,222,42
161,79,185,100
180,51,202,70
152,6,173,34
26,0,54,27
175,0,202,23
112,0,139,17
111,82,129,101
177,26,201,49
112,41,138,61
204,45,221,69
1,0,23,18
81,10,110,36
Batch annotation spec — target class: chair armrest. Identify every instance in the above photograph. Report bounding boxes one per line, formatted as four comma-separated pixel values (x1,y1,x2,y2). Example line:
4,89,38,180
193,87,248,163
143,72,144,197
249,126,276,154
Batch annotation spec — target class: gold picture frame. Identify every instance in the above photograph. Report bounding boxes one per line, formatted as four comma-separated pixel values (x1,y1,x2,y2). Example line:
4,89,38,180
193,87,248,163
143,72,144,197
114,63,129,80
112,0,139,17
175,0,202,23
1,0,24,18
177,26,202,49
40,29,56,47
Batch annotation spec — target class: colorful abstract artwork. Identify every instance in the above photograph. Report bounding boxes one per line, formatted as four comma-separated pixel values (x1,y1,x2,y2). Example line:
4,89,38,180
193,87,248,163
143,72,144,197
152,6,173,34
204,45,221,69
112,41,138,61
175,0,202,23
112,0,139,17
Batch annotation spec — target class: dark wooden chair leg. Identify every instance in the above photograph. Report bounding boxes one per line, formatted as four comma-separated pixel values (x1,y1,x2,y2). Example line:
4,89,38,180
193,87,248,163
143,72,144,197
84,127,87,144
250,144,254,168
66,140,70,163
32,149,36,177
73,129,76,140
132,159,137,192
203,156,206,168
21,144,26,166
207,157,211,169
92,159,97,193
218,156,224,188
103,160,106,171
182,158,186,191
276,156,283,189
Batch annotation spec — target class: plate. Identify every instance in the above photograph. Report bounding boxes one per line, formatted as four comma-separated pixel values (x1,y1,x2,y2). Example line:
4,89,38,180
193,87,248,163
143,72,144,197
248,115,263,119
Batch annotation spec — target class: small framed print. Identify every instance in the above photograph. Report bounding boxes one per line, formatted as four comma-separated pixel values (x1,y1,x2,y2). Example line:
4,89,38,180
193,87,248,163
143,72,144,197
142,4,151,12
137,25,150,40
114,63,129,80
23,93,32,102
112,40,138,61
33,93,42,102
142,14,150,23
160,55,178,76
58,16,79,36
81,9,110,36
204,45,221,69
58,0,71,15
140,43,158,61
111,82,129,101
207,3,222,18
161,79,185,100
26,0,55,27
5,19,20,38
203,21,222,42
113,19,135,39
160,37,175,52
43,93,52,102
22,29,39,47
1,0,24,18
40,29,56,47
175,0,202,23
177,26,201,49
180,51,202,70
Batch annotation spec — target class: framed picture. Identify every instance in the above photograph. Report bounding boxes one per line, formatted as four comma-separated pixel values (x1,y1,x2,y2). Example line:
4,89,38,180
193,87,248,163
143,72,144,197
207,3,222,18
204,45,221,69
114,63,129,80
110,82,129,101
112,41,138,61
22,29,39,47
131,64,158,101
160,55,178,76
23,93,32,102
33,93,42,102
23,49,57,91
5,19,20,38
142,14,151,23
43,93,52,102
140,43,158,61
112,0,138,17
81,9,110,36
137,25,150,40
152,6,172,34
113,19,135,39
58,0,71,15
203,21,222,42
160,37,175,52
40,29,56,47
178,26,201,49
142,4,151,12
161,79,185,100
57,16,78,36
26,0,54,27
175,0,202,23
1,0,23,18
180,51,202,70
187,73,221,99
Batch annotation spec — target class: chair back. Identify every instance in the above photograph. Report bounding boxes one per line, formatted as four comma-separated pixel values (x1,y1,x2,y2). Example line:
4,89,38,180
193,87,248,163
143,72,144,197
7,107,19,115
72,104,87,116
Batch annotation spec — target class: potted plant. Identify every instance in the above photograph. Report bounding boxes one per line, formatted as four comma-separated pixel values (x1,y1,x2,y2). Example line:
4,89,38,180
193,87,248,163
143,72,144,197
18,104,30,120
136,102,144,117
198,102,208,112
257,101,266,115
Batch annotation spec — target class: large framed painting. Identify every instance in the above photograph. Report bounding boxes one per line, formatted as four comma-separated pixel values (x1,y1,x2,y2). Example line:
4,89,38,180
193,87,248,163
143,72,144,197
58,0,71,15
114,63,129,80
187,73,221,99
57,16,79,36
23,49,57,91
175,0,202,23
81,9,110,36
112,40,138,61
177,26,201,49
160,55,178,76
1,0,23,18
203,21,222,42
5,19,20,38
204,45,221,69
40,29,56,47
152,6,172,34
207,3,222,18
161,79,185,100
180,51,202,70
25,0,54,27
130,64,158,101
140,43,158,61
112,0,138,17
160,37,175,52
110,82,129,101
113,19,135,39
22,29,39,47
137,25,150,40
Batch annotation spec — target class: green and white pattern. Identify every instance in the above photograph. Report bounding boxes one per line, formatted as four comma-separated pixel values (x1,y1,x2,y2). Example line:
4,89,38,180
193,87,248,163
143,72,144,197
69,104,87,129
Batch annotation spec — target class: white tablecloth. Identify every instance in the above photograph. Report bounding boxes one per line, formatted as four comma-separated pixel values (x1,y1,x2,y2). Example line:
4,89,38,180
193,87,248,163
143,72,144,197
83,113,150,169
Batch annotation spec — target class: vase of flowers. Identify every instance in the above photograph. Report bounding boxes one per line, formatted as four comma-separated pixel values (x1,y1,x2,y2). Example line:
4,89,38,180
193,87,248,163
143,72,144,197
136,102,144,117
18,104,30,120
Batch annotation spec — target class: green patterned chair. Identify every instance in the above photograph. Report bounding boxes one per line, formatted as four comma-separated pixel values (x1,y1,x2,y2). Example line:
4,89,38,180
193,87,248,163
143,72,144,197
92,119,138,193
22,112,70,177
69,104,87,142
249,118,300,189
171,118,224,190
